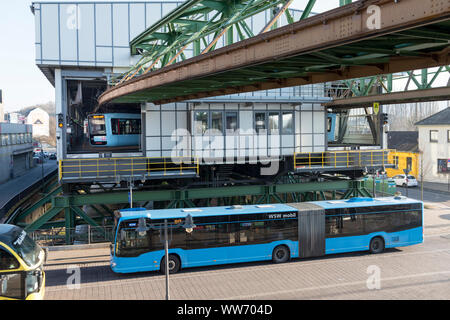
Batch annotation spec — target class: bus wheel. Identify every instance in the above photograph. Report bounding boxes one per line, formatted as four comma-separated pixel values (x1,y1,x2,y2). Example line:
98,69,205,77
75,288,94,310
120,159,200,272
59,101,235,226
161,254,181,274
369,237,385,254
272,245,290,263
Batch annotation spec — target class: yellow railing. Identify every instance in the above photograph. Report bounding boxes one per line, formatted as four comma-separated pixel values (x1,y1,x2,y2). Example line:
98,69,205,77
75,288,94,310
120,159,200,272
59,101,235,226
59,157,199,180
294,149,397,169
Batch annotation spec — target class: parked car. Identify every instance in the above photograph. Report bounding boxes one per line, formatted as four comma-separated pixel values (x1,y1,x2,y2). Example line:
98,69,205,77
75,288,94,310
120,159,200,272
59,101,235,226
49,153,57,160
392,174,418,188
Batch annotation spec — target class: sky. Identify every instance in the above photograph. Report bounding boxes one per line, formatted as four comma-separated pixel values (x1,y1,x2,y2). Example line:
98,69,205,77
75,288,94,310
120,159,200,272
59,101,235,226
0,0,341,112
1,0,446,113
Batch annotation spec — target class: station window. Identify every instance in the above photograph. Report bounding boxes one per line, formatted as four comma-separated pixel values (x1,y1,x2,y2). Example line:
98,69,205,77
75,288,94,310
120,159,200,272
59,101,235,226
225,112,238,133
282,112,293,134
211,111,223,134
255,112,266,133
194,112,208,135
268,112,280,134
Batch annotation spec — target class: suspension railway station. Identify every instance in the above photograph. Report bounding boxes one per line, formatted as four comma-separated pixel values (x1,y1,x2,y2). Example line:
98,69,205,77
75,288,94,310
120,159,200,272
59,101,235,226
2,0,449,246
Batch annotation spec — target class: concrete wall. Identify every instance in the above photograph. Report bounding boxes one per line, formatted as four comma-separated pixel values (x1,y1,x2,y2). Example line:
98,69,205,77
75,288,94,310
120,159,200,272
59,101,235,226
0,123,34,183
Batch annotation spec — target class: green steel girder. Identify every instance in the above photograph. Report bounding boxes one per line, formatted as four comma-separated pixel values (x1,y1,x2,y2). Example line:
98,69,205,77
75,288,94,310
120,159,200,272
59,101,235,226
13,186,62,223
106,0,449,104
116,0,317,84
333,66,450,100
20,179,371,232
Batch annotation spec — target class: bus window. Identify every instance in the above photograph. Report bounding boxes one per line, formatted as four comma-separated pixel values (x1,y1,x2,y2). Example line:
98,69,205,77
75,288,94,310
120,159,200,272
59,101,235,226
340,208,364,236
0,248,20,270
117,224,152,257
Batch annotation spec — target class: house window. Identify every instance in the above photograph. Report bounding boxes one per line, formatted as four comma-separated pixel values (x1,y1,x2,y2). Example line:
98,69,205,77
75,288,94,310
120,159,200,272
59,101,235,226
430,130,438,142
437,159,449,173
447,130,450,142
406,157,412,172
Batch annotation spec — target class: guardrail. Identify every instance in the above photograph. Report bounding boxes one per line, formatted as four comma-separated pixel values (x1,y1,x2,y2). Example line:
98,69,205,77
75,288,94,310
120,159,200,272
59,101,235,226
294,149,396,170
59,157,200,182
29,225,114,247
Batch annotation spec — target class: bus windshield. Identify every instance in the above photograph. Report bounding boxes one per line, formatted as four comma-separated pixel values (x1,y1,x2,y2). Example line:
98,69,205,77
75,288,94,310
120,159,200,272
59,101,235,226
11,230,42,267
89,116,106,135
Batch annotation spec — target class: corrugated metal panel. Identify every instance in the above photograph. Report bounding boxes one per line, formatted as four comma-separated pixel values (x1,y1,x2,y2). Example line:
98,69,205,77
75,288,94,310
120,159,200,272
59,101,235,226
288,202,325,258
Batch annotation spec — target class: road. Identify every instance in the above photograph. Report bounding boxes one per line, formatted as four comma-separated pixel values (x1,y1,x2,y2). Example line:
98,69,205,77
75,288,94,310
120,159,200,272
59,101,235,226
43,201,450,300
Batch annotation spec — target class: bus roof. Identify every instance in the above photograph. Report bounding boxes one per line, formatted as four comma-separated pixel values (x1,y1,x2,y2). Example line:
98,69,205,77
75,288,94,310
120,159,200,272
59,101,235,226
118,203,296,221
310,196,422,210
117,197,422,221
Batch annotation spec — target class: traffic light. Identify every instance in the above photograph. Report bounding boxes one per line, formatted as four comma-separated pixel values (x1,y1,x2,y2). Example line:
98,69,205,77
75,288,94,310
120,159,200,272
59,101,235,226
381,113,388,125
57,113,64,128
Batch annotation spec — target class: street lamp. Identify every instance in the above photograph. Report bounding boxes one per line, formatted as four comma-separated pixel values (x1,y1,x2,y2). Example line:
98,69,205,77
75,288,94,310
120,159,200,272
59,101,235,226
138,214,196,300
164,214,196,300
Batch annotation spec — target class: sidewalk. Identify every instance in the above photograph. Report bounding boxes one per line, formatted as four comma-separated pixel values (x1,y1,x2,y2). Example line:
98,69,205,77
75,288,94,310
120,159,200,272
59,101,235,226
0,160,58,210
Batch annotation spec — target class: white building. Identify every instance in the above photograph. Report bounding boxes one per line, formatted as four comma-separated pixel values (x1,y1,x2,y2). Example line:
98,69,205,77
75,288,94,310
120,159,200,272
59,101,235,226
32,1,330,162
26,107,50,137
0,89,3,123
416,107,450,183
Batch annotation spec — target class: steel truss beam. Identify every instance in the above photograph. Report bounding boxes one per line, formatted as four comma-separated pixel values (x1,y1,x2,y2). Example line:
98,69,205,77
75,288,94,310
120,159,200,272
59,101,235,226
115,0,318,84
20,179,373,234
99,0,450,105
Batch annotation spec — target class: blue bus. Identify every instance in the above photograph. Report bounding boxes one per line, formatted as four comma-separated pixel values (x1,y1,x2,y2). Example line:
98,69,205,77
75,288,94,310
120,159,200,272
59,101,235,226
110,197,423,274
88,113,141,147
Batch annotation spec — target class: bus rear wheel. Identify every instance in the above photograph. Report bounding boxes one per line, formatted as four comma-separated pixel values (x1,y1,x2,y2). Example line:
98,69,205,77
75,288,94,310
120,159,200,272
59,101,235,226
160,254,181,274
369,237,385,254
272,245,290,263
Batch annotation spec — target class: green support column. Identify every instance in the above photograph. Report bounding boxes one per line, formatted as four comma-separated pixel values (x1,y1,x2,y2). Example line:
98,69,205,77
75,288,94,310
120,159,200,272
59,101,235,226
64,207,74,245
339,0,352,6
226,25,234,45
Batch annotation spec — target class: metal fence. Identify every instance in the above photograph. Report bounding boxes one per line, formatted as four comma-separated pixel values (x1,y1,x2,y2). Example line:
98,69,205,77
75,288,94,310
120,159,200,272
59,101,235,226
59,157,199,182
294,149,396,170
29,225,114,247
